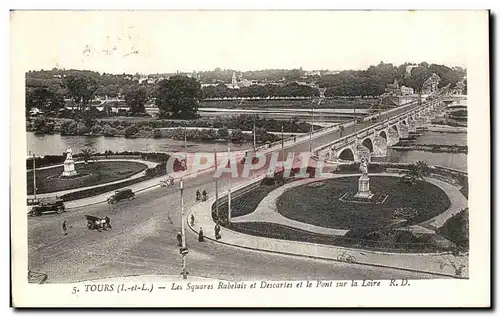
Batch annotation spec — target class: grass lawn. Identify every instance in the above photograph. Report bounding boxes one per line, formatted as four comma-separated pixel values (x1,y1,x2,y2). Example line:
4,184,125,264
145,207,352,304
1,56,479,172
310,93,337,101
277,176,451,230
27,161,148,194
228,222,441,253
217,184,280,219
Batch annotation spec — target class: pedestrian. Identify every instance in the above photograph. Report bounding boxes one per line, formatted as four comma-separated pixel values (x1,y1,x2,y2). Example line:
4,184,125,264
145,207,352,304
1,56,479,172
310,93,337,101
293,135,297,142
214,223,221,240
105,216,112,229
198,227,204,242
62,220,68,236
176,232,182,247
190,214,195,226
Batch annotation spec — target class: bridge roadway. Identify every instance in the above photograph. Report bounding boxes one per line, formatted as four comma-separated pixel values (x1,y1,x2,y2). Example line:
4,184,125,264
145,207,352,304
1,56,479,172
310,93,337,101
28,102,438,283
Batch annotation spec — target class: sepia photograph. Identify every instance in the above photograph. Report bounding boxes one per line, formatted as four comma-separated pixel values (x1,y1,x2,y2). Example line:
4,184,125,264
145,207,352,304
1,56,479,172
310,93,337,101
10,9,490,307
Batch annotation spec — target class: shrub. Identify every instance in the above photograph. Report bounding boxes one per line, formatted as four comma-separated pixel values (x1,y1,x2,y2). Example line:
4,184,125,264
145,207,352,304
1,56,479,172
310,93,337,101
437,209,469,249
124,125,139,138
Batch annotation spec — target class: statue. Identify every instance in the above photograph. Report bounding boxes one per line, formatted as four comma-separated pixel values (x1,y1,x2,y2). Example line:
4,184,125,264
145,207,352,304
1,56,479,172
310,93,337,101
354,156,373,200
66,148,73,160
360,157,368,174
62,147,78,177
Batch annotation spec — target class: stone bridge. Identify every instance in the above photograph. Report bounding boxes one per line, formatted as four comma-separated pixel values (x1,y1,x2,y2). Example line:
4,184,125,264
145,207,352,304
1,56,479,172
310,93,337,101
315,96,450,162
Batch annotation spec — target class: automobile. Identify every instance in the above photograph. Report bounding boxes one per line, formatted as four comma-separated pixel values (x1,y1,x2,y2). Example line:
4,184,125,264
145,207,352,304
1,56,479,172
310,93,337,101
28,199,65,216
107,189,135,204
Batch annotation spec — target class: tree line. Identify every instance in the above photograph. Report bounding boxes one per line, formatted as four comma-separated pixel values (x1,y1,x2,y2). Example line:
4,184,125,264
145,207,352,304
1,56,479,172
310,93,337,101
26,62,465,120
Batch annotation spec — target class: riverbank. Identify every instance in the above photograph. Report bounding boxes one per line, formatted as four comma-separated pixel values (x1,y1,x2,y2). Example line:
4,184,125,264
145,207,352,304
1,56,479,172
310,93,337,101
389,144,467,154
26,114,320,138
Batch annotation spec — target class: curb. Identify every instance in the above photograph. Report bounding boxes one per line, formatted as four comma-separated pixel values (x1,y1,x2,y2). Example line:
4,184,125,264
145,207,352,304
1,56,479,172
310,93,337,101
186,200,468,280
65,166,215,210
186,218,467,280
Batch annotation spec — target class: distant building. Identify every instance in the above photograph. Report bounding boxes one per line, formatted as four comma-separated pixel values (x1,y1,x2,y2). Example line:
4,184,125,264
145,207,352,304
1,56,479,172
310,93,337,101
385,79,400,95
422,73,441,94
400,85,414,95
405,65,418,78
305,70,321,77
323,70,340,75
384,79,414,96
454,80,466,95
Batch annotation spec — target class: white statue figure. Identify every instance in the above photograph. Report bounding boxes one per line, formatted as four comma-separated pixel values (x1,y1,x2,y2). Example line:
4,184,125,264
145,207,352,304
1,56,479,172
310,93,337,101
66,148,73,160
62,147,77,177
360,157,368,174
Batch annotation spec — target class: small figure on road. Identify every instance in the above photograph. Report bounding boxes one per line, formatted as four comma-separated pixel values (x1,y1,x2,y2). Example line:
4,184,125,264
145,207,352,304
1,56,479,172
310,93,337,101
104,216,112,229
293,135,297,142
198,227,204,242
176,232,182,247
214,223,221,240
190,214,195,226
202,189,208,201
196,189,201,201
62,220,68,236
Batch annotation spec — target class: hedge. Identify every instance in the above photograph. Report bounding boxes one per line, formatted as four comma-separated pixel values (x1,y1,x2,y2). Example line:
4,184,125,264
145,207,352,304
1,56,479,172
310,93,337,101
59,159,184,202
27,151,172,169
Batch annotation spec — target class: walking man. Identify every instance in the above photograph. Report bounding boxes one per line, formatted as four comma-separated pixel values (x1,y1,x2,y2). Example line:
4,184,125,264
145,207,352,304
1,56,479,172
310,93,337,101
198,227,204,242
62,220,68,236
214,223,221,240
176,232,182,247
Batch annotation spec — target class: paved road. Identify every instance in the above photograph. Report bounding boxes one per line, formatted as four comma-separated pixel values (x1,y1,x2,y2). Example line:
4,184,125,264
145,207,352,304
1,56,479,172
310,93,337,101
28,101,438,283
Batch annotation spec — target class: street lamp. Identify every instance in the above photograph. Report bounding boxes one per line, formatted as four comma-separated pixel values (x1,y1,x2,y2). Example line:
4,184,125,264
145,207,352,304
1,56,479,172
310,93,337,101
179,178,188,279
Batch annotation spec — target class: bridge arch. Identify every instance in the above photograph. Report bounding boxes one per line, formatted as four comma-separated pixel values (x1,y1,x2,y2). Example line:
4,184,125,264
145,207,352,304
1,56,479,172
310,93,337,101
391,125,398,134
338,148,355,161
379,130,387,139
402,120,407,125
361,138,374,153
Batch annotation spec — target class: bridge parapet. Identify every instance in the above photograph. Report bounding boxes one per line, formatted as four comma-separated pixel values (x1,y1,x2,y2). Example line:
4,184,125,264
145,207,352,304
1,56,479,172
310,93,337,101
313,94,447,159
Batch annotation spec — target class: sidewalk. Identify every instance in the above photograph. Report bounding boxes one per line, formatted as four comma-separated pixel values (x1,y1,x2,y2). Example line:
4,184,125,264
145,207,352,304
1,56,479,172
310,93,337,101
187,174,469,279
232,175,349,236
232,173,468,235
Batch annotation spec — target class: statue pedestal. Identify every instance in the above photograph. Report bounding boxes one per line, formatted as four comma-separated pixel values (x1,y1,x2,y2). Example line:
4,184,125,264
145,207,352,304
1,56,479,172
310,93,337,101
354,174,373,199
62,149,78,177
62,159,77,177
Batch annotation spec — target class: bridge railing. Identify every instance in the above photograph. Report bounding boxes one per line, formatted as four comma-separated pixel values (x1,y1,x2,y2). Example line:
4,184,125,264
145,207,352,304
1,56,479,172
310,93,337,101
312,95,444,156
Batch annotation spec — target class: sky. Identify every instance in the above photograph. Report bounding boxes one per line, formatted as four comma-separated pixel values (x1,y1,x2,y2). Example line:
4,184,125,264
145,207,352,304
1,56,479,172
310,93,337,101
10,10,480,74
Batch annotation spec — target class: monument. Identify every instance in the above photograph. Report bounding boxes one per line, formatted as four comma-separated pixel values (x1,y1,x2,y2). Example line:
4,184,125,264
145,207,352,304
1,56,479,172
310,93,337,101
62,148,78,177
354,156,373,200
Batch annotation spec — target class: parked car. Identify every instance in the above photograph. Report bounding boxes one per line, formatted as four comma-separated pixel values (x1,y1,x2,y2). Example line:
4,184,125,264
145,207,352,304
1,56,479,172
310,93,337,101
107,189,135,204
28,199,65,216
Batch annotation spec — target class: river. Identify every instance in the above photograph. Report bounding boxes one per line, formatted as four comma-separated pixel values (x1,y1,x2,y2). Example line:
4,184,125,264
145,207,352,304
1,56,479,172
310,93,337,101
381,130,468,172
26,133,252,156
26,129,467,172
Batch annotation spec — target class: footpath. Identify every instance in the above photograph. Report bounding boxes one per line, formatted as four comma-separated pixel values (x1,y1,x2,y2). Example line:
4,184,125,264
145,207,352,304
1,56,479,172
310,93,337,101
187,174,469,279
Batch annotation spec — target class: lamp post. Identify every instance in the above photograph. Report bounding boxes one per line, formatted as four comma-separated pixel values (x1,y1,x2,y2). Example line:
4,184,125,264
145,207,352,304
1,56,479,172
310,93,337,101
281,122,285,163
309,100,314,154
179,178,188,279
227,146,232,223
32,153,36,200
214,149,219,221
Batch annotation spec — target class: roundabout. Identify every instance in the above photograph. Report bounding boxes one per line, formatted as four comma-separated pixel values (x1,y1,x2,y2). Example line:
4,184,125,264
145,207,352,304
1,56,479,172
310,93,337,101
277,175,451,230
27,160,149,195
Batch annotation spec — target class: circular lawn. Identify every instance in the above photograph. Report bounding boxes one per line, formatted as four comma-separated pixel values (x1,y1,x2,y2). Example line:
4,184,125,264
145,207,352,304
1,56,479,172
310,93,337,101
27,161,148,194
277,176,451,230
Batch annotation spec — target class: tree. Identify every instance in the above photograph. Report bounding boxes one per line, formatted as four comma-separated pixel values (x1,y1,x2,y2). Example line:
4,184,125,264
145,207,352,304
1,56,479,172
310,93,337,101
26,87,64,114
80,148,94,164
124,85,148,113
64,75,98,111
217,127,230,140
402,161,430,185
155,76,202,119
